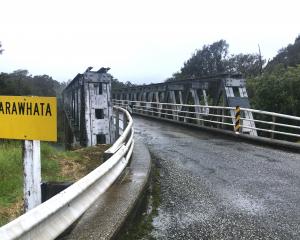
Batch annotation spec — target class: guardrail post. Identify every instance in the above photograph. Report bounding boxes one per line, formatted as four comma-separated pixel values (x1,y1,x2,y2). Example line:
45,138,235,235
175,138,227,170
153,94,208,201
115,108,120,139
235,106,241,134
123,111,128,131
217,108,222,128
221,107,225,129
131,101,135,114
271,115,276,139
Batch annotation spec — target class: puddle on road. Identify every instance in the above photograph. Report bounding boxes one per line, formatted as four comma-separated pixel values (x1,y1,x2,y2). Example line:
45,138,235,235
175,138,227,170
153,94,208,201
223,191,265,215
151,199,216,239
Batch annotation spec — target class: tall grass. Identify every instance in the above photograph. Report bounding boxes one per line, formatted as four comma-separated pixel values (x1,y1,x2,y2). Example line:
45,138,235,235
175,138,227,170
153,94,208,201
0,142,63,206
0,141,62,225
0,141,23,225
40,142,61,181
0,141,23,207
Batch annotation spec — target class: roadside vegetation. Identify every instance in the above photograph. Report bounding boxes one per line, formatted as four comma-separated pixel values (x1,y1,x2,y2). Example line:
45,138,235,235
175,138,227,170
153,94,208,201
117,159,161,240
0,141,109,226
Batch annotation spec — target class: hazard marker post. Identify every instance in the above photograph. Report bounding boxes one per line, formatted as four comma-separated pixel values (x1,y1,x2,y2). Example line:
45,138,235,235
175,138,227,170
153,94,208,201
235,105,241,134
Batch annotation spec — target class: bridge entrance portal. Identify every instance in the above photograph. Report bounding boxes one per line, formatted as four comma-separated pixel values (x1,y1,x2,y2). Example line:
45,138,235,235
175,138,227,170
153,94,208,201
63,67,115,149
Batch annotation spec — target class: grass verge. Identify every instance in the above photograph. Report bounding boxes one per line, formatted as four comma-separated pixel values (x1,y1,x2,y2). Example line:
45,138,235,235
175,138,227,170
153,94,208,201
0,141,110,226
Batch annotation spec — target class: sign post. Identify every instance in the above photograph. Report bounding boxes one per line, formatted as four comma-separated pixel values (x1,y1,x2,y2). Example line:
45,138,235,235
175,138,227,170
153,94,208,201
0,96,57,212
23,140,41,211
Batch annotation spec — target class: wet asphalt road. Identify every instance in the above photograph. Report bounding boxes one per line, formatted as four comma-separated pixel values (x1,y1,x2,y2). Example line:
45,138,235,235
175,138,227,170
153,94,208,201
133,116,300,240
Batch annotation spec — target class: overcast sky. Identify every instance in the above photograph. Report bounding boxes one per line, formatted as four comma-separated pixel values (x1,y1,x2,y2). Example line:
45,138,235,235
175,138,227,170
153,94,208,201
0,0,299,84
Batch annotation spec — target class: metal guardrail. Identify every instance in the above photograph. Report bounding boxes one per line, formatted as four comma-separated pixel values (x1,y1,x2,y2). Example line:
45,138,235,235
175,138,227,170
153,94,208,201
0,106,134,240
113,100,300,141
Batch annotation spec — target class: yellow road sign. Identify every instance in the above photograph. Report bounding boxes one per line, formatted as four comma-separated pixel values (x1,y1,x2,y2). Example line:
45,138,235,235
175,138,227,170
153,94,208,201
0,96,57,141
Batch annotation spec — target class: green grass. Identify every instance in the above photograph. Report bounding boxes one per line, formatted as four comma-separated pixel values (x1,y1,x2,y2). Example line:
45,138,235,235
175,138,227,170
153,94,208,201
0,141,69,203
40,143,90,181
0,141,77,225
0,141,109,226
0,142,23,208
0,141,23,225
40,142,66,182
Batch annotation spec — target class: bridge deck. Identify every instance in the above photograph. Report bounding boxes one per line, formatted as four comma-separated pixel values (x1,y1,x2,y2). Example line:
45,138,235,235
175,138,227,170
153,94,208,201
134,116,300,239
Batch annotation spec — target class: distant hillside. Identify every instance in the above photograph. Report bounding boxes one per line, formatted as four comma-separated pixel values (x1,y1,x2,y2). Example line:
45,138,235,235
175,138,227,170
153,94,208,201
0,70,65,97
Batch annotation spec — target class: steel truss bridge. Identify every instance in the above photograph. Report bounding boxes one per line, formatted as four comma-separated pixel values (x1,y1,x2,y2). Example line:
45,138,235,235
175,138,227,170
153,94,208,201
113,74,300,142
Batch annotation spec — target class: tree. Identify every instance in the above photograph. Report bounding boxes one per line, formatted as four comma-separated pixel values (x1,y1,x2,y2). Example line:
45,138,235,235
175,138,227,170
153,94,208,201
9,69,31,95
111,78,125,90
226,53,265,78
168,40,264,81
247,64,300,116
266,35,300,70
180,40,229,78
0,42,3,54
246,34,300,116
111,78,135,90
0,70,63,97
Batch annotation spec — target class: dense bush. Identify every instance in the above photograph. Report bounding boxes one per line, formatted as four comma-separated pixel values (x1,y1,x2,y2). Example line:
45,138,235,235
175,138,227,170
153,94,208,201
247,64,300,116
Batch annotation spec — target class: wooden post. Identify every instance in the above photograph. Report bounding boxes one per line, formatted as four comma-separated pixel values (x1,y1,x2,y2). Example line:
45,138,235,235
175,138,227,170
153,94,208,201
23,140,41,212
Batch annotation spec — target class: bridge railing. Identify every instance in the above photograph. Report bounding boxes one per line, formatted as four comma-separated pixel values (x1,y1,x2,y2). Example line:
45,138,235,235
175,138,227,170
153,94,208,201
0,106,133,240
113,100,300,142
